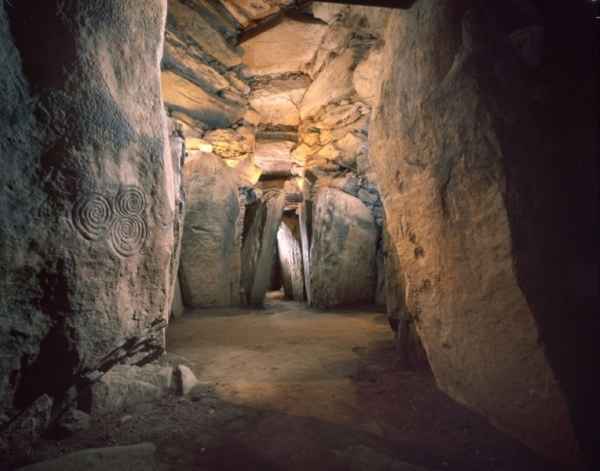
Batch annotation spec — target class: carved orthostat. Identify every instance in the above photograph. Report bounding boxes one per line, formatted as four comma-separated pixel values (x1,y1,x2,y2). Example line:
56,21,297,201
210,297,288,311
72,186,148,257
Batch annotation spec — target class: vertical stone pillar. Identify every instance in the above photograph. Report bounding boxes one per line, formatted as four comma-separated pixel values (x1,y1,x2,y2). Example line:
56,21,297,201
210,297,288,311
277,215,306,302
0,0,174,425
370,0,596,465
241,191,286,306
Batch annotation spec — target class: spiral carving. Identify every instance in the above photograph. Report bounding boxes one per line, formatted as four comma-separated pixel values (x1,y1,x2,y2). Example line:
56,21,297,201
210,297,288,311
109,215,148,257
72,193,114,241
115,186,146,217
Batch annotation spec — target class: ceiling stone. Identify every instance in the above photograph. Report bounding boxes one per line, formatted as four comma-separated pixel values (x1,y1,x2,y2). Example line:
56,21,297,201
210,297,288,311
241,16,328,76
249,75,311,126
219,0,296,28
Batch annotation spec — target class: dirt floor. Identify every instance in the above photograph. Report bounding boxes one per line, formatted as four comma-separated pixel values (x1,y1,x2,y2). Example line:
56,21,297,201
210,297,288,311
24,293,564,471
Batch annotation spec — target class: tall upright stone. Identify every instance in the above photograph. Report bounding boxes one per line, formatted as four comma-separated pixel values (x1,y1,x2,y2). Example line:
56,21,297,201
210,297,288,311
277,215,305,301
241,191,286,306
0,0,175,429
369,0,597,465
310,188,377,308
179,152,241,307
298,201,313,305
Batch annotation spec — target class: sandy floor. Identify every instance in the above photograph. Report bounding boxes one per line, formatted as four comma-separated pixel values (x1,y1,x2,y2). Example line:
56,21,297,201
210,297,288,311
25,294,564,471
167,293,393,429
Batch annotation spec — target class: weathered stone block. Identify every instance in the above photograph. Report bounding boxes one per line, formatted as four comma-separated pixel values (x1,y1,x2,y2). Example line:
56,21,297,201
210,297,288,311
310,188,377,307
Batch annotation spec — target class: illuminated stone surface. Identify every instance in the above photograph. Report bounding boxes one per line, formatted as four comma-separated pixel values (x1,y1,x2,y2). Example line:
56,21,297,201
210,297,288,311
310,188,377,308
242,17,327,76
370,1,594,464
0,0,176,442
180,152,241,307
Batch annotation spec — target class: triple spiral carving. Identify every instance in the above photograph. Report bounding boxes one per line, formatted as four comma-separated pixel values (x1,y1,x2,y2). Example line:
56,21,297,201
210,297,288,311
72,186,148,257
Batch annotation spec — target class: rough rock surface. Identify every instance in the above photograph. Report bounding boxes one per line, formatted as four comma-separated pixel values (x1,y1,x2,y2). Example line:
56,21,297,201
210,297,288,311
241,192,286,306
89,364,173,415
0,0,175,432
300,48,356,121
161,70,245,129
167,0,241,68
179,152,241,307
55,409,91,437
242,16,328,76
168,120,186,321
370,0,597,465
254,138,297,176
310,188,377,308
221,0,294,28
249,75,310,126
17,443,159,471
0,395,53,458
277,216,305,301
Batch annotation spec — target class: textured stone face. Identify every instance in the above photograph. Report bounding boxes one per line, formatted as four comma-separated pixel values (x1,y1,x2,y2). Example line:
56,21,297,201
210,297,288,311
310,188,377,308
179,152,241,307
220,0,295,28
0,0,174,422
369,0,596,465
161,70,245,129
277,216,305,301
241,17,328,76
241,192,286,306
249,75,310,127
300,48,356,121
167,0,242,68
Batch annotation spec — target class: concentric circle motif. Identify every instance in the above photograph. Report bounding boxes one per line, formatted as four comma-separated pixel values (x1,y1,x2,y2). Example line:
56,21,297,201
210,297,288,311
115,186,146,217
109,215,147,257
72,193,114,241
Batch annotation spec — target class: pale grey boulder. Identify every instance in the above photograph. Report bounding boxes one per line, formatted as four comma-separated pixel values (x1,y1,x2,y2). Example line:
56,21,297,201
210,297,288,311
89,364,173,415
310,188,377,307
179,152,241,307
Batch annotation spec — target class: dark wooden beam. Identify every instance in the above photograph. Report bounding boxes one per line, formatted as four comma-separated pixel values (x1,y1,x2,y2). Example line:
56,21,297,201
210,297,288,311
238,0,415,44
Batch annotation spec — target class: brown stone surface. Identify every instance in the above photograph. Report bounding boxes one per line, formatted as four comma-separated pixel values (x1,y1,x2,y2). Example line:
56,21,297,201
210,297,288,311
204,127,255,160
163,31,231,95
249,75,310,126
161,70,245,129
254,138,298,176
353,47,384,107
167,0,242,68
241,16,328,76
369,0,597,465
220,0,294,28
310,188,377,308
179,152,241,307
300,48,356,120
0,0,175,431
